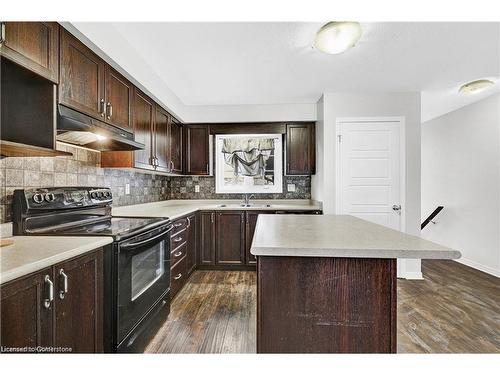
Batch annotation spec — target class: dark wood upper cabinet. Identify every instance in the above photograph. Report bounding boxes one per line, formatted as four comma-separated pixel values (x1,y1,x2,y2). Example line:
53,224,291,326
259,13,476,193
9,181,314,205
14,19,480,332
1,267,54,349
133,89,155,170
199,211,216,266
216,211,245,266
170,119,183,174
104,66,133,131
154,105,171,173
0,22,59,83
59,28,106,120
54,251,103,353
184,124,210,175
0,249,103,353
286,123,316,175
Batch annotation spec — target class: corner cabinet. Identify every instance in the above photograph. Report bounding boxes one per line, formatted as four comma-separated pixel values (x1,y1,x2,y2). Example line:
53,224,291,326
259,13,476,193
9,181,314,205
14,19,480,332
0,22,59,83
285,123,316,175
1,249,103,353
184,124,210,175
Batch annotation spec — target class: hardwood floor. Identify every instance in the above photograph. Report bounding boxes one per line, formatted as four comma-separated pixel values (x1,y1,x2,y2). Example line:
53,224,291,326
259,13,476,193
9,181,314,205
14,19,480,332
145,260,500,354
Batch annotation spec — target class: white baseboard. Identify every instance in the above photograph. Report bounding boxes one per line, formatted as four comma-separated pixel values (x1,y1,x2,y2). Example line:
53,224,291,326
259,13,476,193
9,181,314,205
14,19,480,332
397,271,423,280
454,257,500,278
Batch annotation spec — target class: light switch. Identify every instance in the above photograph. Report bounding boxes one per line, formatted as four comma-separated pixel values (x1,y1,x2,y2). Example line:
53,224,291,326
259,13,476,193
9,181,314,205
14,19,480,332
125,183,130,195
195,185,200,193
287,184,296,192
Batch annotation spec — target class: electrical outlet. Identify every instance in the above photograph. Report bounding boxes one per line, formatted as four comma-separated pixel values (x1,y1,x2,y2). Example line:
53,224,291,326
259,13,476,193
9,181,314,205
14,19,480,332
287,184,296,192
125,183,130,195
195,185,200,193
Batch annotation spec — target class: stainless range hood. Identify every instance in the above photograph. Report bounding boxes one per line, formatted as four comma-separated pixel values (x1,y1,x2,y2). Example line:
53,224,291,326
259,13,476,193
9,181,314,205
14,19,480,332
57,105,144,151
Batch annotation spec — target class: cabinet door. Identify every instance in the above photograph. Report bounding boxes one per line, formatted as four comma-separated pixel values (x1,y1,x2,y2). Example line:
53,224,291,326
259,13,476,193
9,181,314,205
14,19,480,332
199,211,216,266
0,268,54,349
105,66,133,131
54,249,103,353
59,29,105,119
185,125,210,175
245,211,273,265
286,123,315,175
186,214,197,275
170,120,183,174
216,211,245,265
133,90,155,170
1,22,59,83
154,105,171,173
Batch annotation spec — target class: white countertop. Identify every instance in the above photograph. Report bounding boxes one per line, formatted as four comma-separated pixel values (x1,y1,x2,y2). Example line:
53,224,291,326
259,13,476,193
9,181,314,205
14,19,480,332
1,236,113,284
112,199,321,220
250,214,461,259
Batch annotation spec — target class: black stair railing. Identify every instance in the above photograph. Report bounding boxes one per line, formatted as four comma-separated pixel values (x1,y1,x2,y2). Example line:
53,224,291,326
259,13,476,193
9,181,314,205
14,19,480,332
421,206,444,229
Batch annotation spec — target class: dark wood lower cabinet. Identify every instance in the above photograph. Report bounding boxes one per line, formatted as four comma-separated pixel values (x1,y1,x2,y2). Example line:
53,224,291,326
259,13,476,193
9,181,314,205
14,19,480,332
198,211,216,266
257,256,397,353
0,267,54,350
216,211,245,266
54,251,103,353
186,214,197,275
0,249,103,353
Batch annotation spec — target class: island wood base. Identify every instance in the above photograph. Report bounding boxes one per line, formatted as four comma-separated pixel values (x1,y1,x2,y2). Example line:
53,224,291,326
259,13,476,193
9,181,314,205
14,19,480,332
257,256,397,353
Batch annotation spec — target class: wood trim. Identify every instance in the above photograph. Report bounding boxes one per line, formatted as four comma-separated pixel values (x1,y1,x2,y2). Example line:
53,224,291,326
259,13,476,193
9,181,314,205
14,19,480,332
0,140,72,157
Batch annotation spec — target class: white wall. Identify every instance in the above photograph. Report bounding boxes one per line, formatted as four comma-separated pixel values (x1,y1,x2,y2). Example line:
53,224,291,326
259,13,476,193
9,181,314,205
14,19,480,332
314,92,423,278
421,94,500,277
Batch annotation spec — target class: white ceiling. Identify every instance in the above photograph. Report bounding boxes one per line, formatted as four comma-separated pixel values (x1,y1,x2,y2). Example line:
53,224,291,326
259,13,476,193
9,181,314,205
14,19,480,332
73,22,499,120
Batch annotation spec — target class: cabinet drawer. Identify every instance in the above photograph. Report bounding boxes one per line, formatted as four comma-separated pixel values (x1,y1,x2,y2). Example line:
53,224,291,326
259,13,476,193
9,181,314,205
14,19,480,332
170,228,187,248
170,256,187,299
171,242,187,267
172,217,189,234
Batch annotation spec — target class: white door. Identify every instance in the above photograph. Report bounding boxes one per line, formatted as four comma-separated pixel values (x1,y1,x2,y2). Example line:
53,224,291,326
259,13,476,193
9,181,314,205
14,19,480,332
338,120,403,231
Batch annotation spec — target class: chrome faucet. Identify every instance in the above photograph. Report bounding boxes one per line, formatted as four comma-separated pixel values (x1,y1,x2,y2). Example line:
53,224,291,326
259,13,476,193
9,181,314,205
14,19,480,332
242,194,255,205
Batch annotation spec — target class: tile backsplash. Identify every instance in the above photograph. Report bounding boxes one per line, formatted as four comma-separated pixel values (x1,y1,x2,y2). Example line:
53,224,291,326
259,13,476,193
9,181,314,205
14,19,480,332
168,175,311,200
0,143,170,223
0,143,311,223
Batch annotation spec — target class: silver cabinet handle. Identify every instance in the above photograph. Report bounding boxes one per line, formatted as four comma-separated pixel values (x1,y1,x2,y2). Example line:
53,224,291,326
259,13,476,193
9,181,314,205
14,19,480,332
206,163,209,173
100,99,106,117
187,217,191,228
0,22,6,46
44,275,54,309
174,222,183,228
174,273,182,280
59,269,68,300
170,160,175,171
106,102,112,119
174,251,183,257
173,236,183,243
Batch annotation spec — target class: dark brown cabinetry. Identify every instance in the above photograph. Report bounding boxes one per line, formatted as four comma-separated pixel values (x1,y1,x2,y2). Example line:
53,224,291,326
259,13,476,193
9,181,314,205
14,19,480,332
286,123,315,175
170,119,183,174
0,22,59,83
186,214,197,275
184,125,210,175
199,211,216,266
0,267,54,349
0,249,103,353
104,66,133,130
154,105,171,173
132,90,155,170
59,28,106,119
245,211,269,265
216,211,245,265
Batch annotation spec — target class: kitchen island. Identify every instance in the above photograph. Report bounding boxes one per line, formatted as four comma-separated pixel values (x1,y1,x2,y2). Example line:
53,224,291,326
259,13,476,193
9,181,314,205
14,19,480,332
250,214,461,353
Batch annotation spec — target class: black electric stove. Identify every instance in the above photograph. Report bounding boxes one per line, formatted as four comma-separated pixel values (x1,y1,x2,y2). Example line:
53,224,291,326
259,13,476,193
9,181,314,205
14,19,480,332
12,187,173,353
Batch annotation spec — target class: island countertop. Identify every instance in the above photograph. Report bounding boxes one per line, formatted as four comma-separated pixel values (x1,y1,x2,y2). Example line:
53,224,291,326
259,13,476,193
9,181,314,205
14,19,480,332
250,214,461,259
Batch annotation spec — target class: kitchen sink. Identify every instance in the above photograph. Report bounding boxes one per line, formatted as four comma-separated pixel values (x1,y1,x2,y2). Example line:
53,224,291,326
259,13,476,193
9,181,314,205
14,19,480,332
217,203,272,208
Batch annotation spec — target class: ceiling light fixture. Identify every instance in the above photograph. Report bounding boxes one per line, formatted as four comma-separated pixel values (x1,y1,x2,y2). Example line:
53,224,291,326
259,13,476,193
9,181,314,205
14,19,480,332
459,79,495,94
314,21,362,54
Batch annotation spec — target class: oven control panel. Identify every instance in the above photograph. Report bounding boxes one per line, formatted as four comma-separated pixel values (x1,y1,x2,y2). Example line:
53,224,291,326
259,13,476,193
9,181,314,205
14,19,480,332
18,187,113,210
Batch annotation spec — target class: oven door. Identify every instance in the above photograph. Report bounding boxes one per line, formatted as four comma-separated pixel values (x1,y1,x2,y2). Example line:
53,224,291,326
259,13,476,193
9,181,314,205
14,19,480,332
116,224,172,343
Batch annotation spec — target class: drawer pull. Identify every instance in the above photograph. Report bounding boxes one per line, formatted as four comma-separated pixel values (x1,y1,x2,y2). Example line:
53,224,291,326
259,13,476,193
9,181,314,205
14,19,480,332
174,222,183,228
174,273,182,280
173,236,183,242
174,251,183,257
